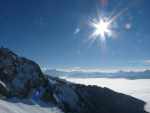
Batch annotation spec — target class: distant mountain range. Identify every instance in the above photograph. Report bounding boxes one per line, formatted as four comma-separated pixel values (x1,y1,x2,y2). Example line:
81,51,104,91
44,69,150,79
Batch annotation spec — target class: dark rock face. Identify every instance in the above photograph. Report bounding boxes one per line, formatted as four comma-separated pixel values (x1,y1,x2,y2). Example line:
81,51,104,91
0,47,46,97
74,85,147,113
0,48,148,113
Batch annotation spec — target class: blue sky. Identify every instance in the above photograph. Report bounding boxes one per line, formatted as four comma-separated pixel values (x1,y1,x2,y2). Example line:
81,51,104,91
0,0,150,70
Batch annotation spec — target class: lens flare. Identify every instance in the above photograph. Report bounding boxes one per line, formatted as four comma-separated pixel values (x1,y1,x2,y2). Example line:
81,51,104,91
90,17,112,42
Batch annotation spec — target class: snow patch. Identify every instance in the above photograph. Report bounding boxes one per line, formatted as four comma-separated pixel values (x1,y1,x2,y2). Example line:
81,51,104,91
0,99,63,113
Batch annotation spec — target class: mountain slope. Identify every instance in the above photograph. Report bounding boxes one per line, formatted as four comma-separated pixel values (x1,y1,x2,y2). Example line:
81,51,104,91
0,47,148,113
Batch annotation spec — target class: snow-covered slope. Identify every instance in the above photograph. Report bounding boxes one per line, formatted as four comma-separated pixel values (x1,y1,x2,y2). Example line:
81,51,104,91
0,99,63,113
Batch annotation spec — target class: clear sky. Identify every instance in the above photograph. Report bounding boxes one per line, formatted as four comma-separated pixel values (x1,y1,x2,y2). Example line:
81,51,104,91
0,0,150,70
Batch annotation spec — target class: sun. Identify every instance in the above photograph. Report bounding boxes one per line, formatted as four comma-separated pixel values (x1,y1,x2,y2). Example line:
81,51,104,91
90,17,112,42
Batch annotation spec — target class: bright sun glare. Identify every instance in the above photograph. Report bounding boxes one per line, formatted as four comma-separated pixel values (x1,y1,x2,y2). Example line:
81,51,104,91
91,18,112,42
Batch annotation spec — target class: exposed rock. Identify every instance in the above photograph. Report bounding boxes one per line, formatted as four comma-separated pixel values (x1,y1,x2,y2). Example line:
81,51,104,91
73,85,147,113
0,47,46,98
53,84,81,112
41,87,54,102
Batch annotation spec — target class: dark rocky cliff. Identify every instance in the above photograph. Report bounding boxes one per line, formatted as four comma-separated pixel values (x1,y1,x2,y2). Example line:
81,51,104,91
0,47,148,113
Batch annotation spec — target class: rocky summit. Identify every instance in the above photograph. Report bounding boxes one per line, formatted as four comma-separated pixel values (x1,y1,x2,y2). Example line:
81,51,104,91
0,47,148,113
0,47,47,98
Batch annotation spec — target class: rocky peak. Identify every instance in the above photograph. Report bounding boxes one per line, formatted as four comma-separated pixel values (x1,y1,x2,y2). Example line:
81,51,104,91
0,47,46,97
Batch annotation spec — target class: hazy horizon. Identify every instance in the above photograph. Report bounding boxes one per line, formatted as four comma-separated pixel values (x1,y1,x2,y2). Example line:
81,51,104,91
43,66,150,73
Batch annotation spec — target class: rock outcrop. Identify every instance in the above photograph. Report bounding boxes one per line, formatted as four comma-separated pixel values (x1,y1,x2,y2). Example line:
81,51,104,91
0,47,148,113
0,47,47,98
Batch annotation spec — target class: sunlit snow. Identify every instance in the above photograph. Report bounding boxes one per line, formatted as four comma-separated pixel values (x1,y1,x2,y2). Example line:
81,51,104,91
0,99,63,113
